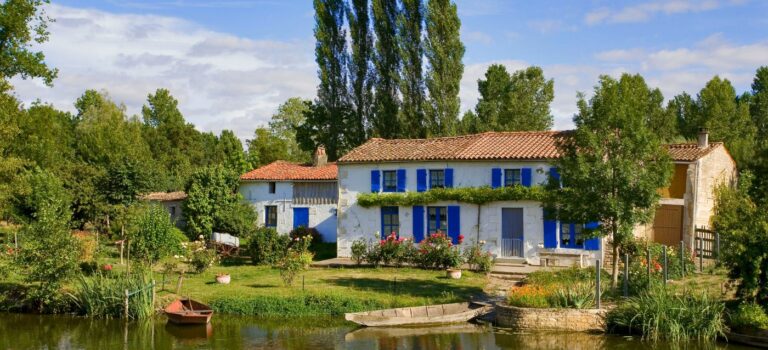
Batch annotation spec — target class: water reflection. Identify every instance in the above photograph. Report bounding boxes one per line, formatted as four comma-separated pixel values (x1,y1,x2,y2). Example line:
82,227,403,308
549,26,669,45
0,313,751,350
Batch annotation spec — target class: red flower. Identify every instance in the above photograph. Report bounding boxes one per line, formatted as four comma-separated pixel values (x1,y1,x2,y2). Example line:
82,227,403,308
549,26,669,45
458,234,464,244
102,264,113,271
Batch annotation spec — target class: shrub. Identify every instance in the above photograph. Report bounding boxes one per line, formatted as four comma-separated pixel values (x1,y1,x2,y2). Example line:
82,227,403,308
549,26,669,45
248,227,290,265
606,286,726,342
371,232,414,267
180,236,219,273
415,231,464,269
74,232,98,262
464,240,494,272
620,240,695,294
507,285,551,308
278,236,313,286
289,226,323,245
729,302,768,331
547,282,596,309
350,240,367,266
129,204,185,264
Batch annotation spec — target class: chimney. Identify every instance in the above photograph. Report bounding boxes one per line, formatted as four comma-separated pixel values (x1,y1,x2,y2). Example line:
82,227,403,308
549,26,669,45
697,128,709,149
313,145,328,167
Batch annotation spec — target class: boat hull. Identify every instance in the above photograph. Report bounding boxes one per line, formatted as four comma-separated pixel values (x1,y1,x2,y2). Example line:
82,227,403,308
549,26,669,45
344,302,492,327
164,299,214,325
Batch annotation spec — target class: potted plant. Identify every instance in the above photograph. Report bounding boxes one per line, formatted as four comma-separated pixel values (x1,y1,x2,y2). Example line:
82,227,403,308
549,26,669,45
215,273,231,284
445,234,465,279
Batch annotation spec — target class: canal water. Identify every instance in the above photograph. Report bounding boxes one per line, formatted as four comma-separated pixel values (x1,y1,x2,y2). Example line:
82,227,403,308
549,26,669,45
0,313,750,349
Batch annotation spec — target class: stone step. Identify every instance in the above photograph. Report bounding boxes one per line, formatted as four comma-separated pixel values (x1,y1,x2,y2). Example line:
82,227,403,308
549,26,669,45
495,258,527,265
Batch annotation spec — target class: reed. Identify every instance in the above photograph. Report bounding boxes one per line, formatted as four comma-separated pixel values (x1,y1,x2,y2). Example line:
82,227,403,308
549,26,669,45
606,285,726,343
70,271,154,319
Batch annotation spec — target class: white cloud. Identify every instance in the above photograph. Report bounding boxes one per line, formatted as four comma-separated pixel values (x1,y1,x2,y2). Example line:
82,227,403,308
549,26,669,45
462,30,494,45
10,4,317,140
585,0,743,25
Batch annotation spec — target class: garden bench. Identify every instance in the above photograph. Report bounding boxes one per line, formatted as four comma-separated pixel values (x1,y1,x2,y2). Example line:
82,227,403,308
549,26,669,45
539,250,589,268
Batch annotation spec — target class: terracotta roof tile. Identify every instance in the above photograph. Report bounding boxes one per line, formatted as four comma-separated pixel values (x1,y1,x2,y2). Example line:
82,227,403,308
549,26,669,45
665,142,724,162
240,161,338,181
338,131,724,163
141,191,188,201
338,131,566,162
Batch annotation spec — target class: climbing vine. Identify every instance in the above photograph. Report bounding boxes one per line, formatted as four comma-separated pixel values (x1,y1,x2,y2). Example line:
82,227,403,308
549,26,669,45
356,186,547,207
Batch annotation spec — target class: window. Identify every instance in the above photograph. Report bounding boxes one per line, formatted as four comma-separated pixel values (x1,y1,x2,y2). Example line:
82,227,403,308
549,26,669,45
560,223,585,248
429,169,445,189
382,170,397,192
504,169,522,187
427,206,448,234
269,182,276,194
265,205,278,227
381,207,399,238
170,206,176,217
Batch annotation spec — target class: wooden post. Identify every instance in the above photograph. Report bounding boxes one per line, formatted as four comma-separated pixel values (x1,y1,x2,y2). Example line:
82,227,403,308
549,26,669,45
14,231,17,251
646,248,651,286
595,259,601,309
680,240,685,278
151,279,156,313
175,274,184,295
120,225,125,265
124,289,130,319
663,245,668,285
698,238,704,272
715,232,720,263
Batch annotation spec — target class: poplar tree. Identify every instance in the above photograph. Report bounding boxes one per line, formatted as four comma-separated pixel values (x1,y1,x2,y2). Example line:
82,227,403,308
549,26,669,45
346,0,374,146
695,76,755,166
300,0,350,160
474,65,554,132
371,0,401,138
424,0,464,136
398,0,427,138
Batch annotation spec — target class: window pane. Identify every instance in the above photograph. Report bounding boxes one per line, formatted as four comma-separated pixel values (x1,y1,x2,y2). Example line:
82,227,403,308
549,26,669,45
575,224,584,246
429,170,445,188
561,223,570,246
505,169,522,186
383,171,397,191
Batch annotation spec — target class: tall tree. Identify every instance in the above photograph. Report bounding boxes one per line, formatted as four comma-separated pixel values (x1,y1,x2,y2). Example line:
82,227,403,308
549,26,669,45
696,76,755,166
667,92,697,138
397,0,427,138
215,130,250,174
346,0,374,145
545,74,673,288
424,0,464,136
247,127,290,168
474,65,554,132
371,0,401,138
0,0,58,85
268,97,311,163
302,0,350,160
751,67,768,148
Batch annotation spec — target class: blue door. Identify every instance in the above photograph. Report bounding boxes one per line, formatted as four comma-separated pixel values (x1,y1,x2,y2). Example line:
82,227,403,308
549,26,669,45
293,208,309,229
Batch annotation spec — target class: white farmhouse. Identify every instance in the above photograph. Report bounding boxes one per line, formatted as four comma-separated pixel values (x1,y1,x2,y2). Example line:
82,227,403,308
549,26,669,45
239,147,338,242
335,130,735,266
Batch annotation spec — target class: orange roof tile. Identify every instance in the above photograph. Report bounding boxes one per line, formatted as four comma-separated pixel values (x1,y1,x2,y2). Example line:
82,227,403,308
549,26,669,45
240,161,338,181
338,131,724,163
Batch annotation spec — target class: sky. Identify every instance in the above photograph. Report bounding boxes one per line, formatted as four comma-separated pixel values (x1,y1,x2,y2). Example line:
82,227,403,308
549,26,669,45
9,0,768,140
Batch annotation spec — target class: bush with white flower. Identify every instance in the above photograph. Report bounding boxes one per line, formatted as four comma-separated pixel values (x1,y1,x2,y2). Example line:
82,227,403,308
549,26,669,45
178,235,219,273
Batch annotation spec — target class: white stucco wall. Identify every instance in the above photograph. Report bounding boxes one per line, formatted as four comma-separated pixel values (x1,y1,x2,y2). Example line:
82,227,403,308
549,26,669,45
336,160,596,264
239,181,338,242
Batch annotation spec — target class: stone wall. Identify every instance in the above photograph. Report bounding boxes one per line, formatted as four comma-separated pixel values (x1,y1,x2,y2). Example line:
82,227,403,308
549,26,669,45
496,304,607,332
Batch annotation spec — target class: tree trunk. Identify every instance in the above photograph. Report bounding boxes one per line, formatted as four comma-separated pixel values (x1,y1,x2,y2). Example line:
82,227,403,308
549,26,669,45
611,241,620,289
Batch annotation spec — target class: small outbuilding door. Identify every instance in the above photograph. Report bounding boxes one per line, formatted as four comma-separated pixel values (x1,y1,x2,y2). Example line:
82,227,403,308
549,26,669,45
293,207,309,229
501,208,524,257
652,205,683,246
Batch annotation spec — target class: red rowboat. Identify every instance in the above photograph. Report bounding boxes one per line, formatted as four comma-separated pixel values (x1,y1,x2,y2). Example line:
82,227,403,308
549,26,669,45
164,299,214,325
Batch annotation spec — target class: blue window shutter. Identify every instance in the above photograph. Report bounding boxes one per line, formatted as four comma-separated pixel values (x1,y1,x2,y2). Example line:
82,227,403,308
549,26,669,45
584,222,601,250
447,205,461,244
413,206,425,243
397,169,407,192
416,169,427,192
445,168,454,188
371,170,381,192
543,210,557,248
521,168,532,187
491,168,502,188
549,167,560,186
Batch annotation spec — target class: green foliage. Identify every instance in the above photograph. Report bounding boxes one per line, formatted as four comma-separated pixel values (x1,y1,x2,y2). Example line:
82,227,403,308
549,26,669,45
350,239,367,265
248,227,290,265
365,232,416,267
129,204,184,264
214,130,251,174
11,168,71,224
183,164,240,238
181,236,218,273
712,172,768,302
547,74,673,287
0,0,58,85
463,241,494,272
289,226,323,246
216,201,258,238
397,0,427,138
370,0,401,139
415,232,463,269
424,0,464,136
548,283,596,309
15,172,80,311
357,185,546,208
71,271,154,319
208,292,387,317
346,0,374,147
620,239,695,294
278,236,314,286
247,127,293,168
510,267,607,309
606,286,726,343
729,302,768,331
506,285,551,308
470,65,554,133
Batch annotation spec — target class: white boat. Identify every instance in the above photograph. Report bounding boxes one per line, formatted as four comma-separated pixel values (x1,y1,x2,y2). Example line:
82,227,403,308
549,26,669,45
344,302,492,327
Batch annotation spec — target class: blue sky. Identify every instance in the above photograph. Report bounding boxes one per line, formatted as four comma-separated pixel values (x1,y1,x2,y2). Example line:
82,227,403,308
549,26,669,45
11,0,768,138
